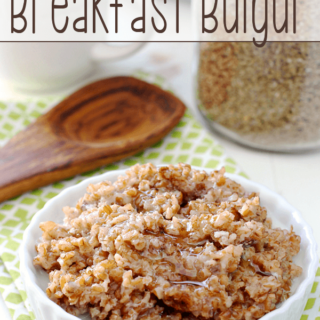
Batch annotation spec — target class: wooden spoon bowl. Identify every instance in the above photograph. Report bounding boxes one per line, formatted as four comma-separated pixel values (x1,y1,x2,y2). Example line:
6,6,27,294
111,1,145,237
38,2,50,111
0,76,186,203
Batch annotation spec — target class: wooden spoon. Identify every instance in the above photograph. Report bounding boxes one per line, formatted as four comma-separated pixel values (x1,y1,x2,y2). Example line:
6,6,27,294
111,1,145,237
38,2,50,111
0,76,186,203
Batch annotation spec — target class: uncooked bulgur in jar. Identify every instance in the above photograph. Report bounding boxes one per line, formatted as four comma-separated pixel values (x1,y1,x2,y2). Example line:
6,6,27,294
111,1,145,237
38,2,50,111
34,163,302,320
197,42,320,151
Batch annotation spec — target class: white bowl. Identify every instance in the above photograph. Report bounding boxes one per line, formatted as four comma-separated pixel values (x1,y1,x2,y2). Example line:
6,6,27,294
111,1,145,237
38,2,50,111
20,166,318,320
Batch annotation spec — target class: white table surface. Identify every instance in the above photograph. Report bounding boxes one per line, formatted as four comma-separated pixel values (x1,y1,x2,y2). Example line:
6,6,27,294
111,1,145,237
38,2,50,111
1,2,320,319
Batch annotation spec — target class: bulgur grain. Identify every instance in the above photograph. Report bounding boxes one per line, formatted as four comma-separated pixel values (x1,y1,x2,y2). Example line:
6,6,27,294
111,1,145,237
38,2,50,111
198,42,320,149
34,163,302,320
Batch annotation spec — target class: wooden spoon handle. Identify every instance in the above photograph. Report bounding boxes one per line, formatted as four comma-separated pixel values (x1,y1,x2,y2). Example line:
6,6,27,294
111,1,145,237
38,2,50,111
0,120,174,203
0,123,65,202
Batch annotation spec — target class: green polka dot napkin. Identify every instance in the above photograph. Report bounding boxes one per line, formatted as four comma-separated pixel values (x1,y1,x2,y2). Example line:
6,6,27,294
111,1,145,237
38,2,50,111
0,72,318,320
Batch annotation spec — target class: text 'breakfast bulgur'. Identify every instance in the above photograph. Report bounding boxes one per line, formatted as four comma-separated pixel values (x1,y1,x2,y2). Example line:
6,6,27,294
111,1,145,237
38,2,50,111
34,164,302,320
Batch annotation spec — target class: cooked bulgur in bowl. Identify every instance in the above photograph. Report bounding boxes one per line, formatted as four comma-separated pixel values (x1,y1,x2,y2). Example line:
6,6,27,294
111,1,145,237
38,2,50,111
30,163,306,320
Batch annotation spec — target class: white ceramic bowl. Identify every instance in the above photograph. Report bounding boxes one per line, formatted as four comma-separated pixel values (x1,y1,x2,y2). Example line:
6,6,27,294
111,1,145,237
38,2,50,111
20,167,318,320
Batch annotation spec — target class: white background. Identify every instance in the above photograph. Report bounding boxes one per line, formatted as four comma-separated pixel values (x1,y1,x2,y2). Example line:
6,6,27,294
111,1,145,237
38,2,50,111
0,1,320,318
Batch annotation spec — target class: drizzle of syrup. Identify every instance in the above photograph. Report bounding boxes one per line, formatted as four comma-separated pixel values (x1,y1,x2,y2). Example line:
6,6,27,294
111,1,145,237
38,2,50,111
248,259,275,277
140,230,211,279
170,280,208,288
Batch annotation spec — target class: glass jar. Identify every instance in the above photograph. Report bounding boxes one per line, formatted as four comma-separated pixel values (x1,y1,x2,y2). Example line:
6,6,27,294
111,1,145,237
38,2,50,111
196,42,320,151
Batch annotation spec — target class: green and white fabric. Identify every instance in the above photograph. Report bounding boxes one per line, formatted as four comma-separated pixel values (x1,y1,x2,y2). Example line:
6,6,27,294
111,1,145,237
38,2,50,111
0,72,318,320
